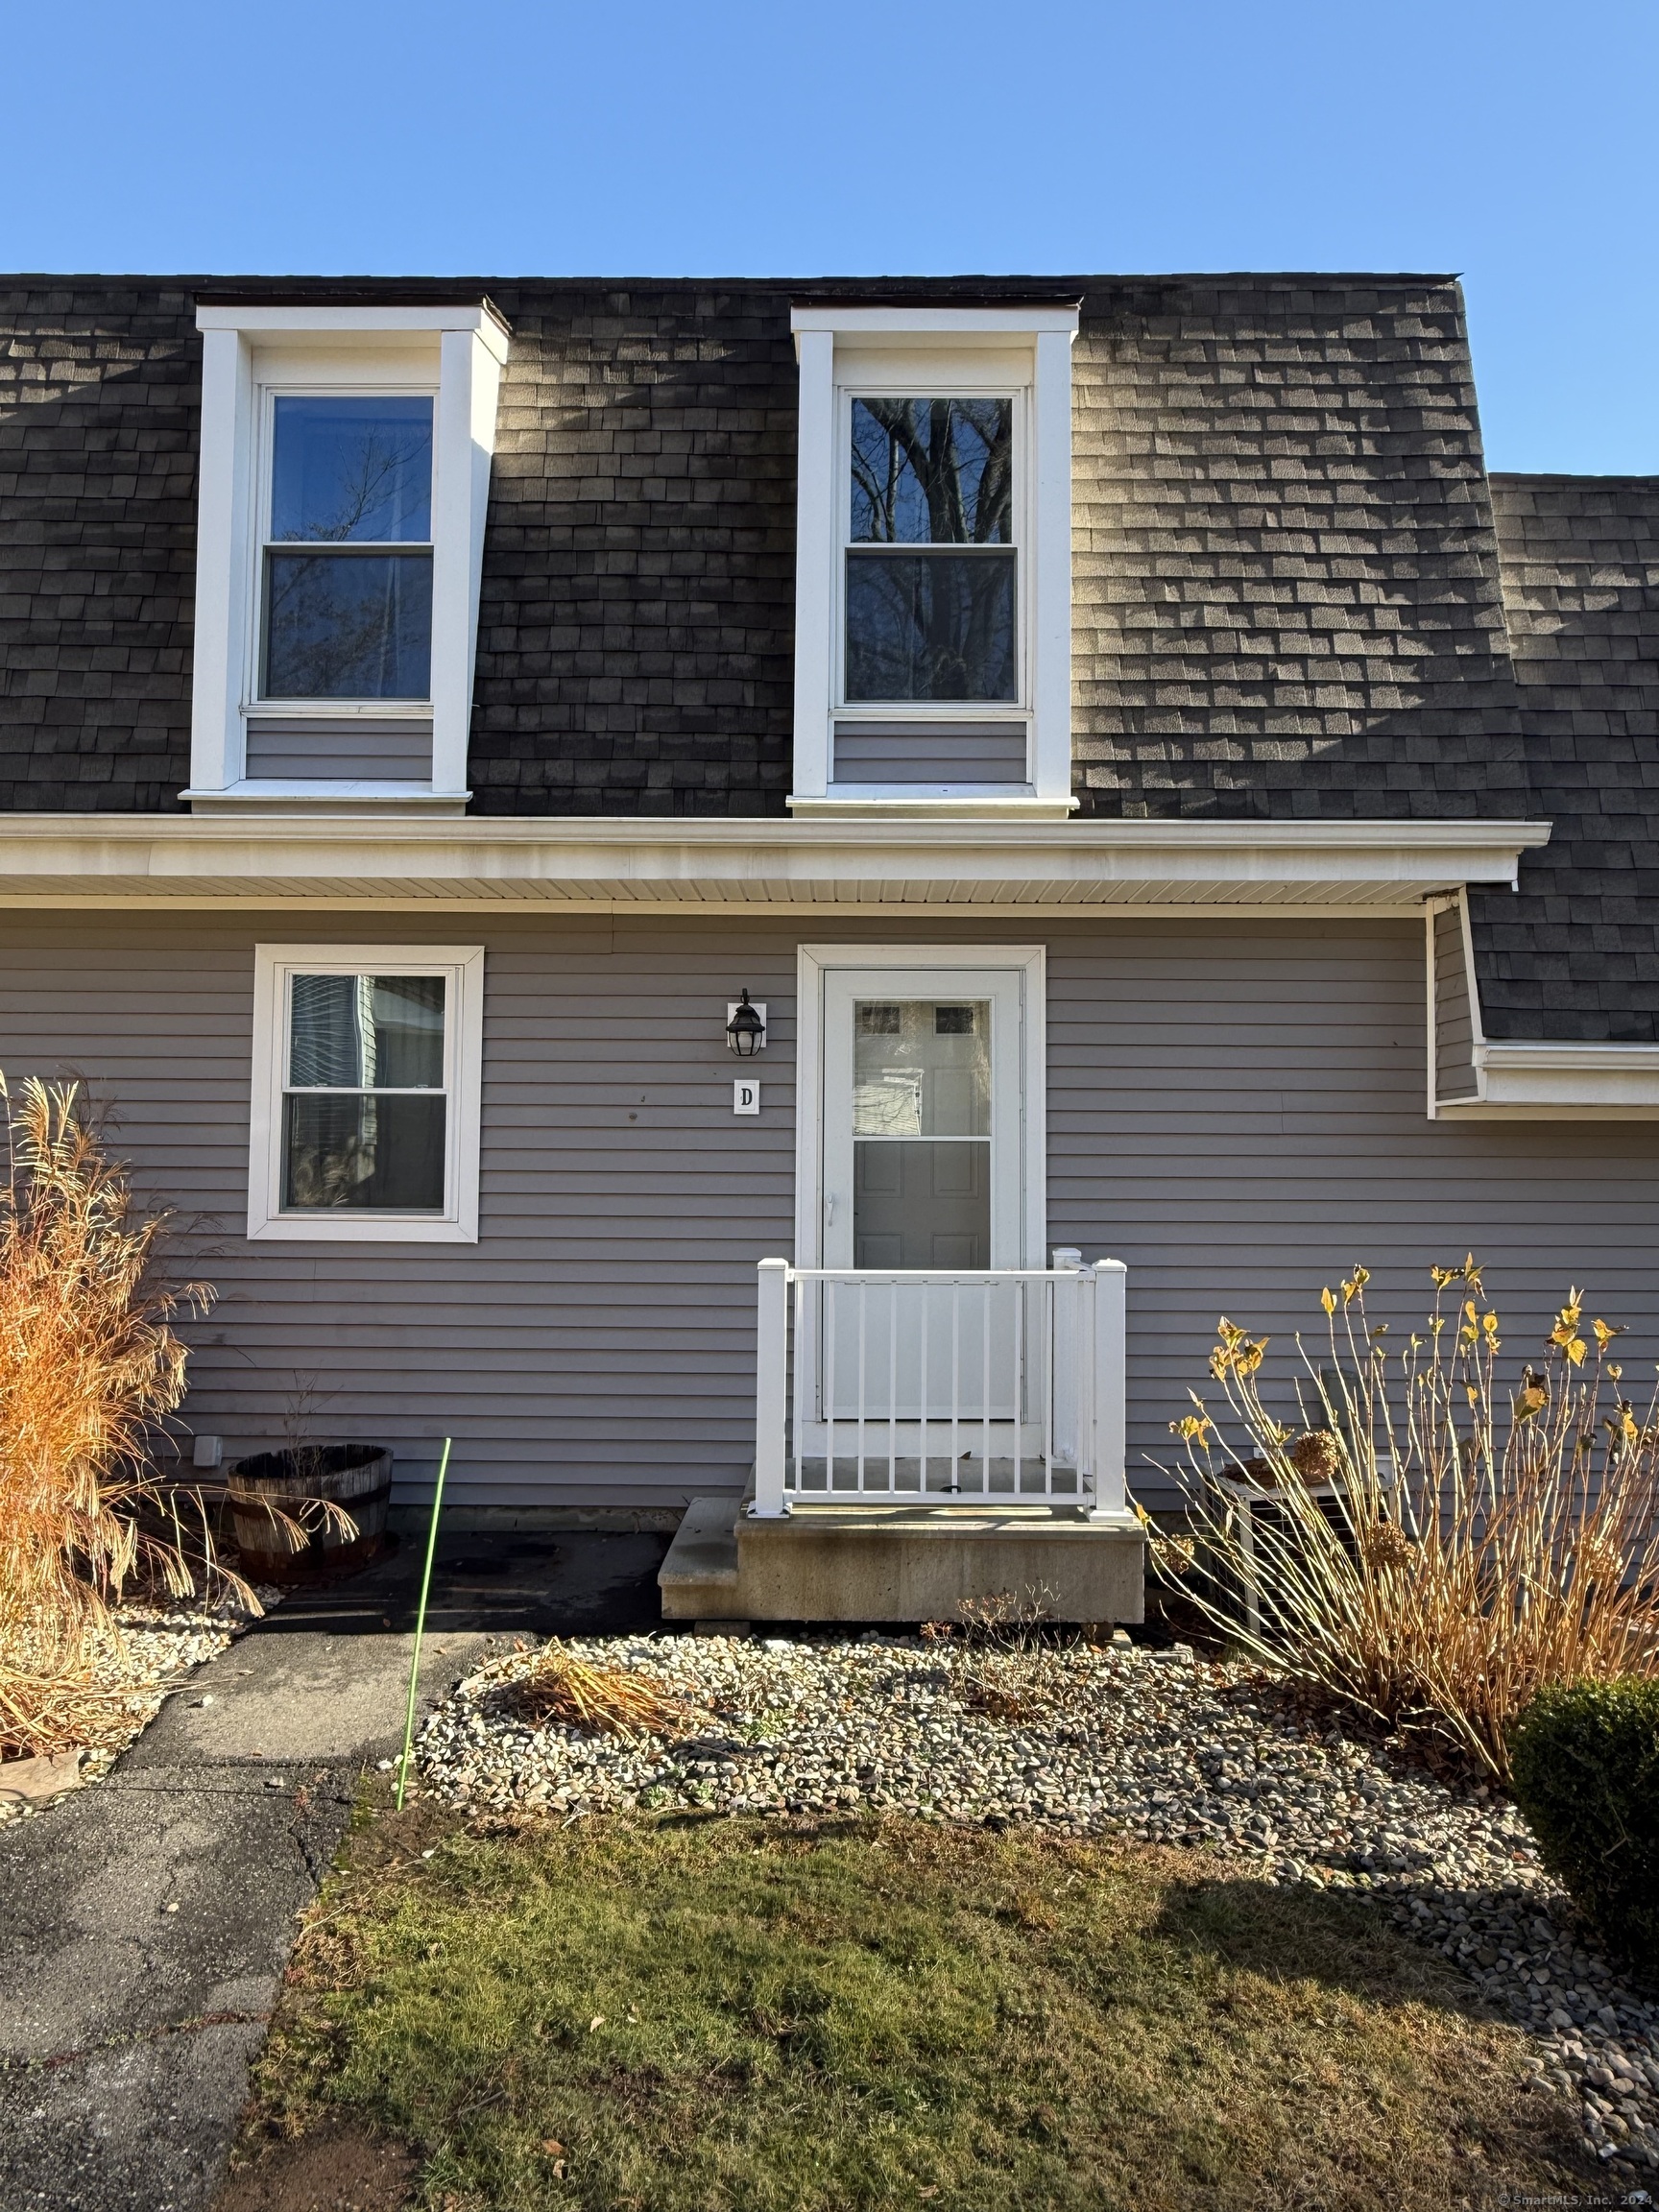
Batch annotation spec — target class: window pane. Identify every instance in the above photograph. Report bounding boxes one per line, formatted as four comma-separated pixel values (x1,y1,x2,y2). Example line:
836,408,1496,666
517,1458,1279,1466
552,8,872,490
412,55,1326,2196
282,1094,446,1212
263,550,432,700
289,974,445,1091
845,550,1016,703
850,398,1013,544
854,1000,990,1137
271,397,432,543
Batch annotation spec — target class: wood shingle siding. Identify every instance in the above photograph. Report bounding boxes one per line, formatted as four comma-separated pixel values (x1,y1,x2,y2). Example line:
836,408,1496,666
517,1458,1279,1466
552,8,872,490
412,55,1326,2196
3,912,1655,1513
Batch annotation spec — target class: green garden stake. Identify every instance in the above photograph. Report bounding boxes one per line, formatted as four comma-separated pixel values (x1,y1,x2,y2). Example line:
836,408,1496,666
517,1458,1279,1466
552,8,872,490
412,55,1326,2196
396,1436,451,1811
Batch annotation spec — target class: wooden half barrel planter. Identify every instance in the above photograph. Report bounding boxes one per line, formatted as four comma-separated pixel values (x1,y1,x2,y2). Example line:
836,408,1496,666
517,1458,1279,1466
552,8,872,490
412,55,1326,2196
227,1446,394,1584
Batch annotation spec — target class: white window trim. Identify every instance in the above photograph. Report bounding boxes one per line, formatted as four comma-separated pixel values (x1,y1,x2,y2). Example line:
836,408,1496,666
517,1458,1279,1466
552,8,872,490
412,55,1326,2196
788,306,1077,816
248,943,485,1242
792,942,1046,1273
189,305,509,806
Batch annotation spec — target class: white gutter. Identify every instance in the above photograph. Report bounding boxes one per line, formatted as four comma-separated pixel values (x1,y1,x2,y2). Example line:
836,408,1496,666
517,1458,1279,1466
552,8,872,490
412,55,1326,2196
0,813,1551,910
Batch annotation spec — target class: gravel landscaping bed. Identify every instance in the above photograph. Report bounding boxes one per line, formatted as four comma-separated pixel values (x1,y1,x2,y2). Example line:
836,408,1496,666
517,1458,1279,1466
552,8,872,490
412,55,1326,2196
418,1629,1659,2182
0,1587,276,1825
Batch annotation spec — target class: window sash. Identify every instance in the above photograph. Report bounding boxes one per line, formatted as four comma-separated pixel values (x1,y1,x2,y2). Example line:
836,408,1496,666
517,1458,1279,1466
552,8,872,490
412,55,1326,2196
835,388,1026,716
251,383,438,710
277,968,454,1219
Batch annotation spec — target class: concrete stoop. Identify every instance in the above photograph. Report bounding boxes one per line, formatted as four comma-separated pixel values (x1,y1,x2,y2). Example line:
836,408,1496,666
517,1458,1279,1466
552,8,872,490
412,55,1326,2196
658,1496,1145,1625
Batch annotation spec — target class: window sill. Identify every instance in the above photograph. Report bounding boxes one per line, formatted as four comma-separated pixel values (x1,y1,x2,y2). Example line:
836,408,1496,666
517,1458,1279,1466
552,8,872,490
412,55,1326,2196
247,1214,478,1244
185,781,469,817
787,791,1078,821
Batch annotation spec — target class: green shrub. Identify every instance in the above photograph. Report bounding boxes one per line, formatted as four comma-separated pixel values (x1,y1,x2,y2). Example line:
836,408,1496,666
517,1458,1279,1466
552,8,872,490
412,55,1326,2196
1508,1678,1659,1978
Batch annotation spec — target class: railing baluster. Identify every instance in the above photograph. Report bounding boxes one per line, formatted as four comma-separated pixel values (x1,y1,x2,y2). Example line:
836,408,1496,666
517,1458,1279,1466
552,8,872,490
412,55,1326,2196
825,1276,836,1497
1042,1277,1054,1496
856,1278,868,1497
919,1280,929,1496
887,1277,898,1495
981,1280,993,1495
950,1279,961,1494
801,1264,813,1503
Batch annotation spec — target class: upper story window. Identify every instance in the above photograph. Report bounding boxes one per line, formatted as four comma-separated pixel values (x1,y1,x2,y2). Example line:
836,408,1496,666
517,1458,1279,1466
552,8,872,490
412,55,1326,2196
262,396,435,703
789,301,1078,820
844,397,1017,704
187,301,509,814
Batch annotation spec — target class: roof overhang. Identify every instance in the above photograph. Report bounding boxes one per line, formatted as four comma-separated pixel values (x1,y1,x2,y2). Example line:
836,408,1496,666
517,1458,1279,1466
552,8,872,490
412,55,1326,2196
0,814,1549,912
1438,1041,1659,1121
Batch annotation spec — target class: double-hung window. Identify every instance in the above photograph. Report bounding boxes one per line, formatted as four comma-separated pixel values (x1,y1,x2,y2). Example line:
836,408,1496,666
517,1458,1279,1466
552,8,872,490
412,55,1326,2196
845,397,1017,705
261,395,435,704
788,303,1078,815
249,945,484,1242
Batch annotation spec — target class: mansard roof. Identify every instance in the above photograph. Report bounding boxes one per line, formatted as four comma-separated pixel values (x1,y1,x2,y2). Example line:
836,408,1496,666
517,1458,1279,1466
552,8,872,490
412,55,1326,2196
1473,475,1659,1042
0,272,1653,1038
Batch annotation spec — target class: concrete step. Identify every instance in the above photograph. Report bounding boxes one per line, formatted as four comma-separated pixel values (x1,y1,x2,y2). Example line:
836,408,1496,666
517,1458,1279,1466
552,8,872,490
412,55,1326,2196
657,1496,741,1615
659,1497,1143,1624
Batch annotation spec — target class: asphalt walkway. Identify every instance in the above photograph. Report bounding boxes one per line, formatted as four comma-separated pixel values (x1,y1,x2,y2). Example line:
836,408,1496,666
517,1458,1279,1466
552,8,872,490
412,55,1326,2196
0,1529,668,2212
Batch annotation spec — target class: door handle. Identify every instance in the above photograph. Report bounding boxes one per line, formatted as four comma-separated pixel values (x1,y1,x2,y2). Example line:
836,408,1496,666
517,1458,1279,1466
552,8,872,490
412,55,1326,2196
825,1193,836,1226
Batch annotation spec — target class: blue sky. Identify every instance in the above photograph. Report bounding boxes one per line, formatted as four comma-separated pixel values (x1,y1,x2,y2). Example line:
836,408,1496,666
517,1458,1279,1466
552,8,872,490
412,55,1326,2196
5,0,1654,472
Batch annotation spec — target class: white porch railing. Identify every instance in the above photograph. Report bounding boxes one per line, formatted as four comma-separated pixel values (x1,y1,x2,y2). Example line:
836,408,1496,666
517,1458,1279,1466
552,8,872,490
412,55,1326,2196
752,1253,1129,1521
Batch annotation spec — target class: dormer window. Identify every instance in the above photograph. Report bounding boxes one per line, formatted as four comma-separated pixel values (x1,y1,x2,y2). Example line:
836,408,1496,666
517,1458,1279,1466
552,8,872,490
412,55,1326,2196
186,300,508,814
790,301,1078,819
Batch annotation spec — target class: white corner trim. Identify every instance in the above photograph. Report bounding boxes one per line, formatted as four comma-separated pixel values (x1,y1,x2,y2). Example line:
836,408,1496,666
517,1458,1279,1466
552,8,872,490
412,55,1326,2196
792,942,1046,1275
188,314,507,805
248,943,485,1241
790,328,836,803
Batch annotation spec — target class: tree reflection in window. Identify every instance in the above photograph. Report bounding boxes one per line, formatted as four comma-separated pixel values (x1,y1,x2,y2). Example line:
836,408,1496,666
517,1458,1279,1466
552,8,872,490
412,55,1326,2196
846,397,1016,703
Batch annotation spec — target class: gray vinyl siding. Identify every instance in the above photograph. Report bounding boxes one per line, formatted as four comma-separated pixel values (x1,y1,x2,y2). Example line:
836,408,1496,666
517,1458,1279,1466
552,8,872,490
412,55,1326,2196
2,912,1656,1515
243,720,435,780
1433,901,1479,1100
831,724,1030,784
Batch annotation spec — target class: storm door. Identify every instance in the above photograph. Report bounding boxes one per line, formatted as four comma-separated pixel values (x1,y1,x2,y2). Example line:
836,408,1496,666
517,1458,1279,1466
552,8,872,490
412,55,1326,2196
816,965,1026,1427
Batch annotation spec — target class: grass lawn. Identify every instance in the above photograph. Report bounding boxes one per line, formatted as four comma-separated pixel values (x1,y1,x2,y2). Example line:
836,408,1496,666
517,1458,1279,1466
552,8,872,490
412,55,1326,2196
226,1802,1598,2212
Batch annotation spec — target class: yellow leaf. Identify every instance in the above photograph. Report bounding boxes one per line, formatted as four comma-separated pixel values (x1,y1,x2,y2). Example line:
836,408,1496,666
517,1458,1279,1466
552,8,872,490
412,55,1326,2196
1321,1286,1336,1315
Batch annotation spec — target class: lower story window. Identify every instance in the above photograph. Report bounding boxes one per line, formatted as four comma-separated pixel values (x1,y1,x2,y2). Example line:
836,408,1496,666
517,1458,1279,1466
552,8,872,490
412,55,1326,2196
249,946,484,1242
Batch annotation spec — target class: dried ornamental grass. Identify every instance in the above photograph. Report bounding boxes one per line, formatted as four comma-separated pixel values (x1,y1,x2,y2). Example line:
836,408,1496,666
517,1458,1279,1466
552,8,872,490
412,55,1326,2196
1149,1262,1659,1777
0,1075,249,1754
496,1643,708,1744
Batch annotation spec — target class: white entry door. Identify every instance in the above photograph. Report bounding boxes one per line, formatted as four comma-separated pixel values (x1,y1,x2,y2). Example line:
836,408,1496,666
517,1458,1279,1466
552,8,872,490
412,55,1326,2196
808,957,1037,1431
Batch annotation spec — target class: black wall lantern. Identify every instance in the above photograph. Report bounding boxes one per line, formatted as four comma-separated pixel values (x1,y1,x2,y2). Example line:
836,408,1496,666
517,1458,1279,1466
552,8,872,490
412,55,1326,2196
726,989,766,1056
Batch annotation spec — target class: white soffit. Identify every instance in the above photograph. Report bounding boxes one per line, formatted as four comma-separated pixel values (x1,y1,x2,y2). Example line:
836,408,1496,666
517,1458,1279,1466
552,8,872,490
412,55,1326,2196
0,815,1549,908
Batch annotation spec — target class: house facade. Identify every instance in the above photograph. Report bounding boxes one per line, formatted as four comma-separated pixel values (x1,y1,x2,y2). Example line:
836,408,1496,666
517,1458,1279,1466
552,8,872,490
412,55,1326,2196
1,273,1656,1612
